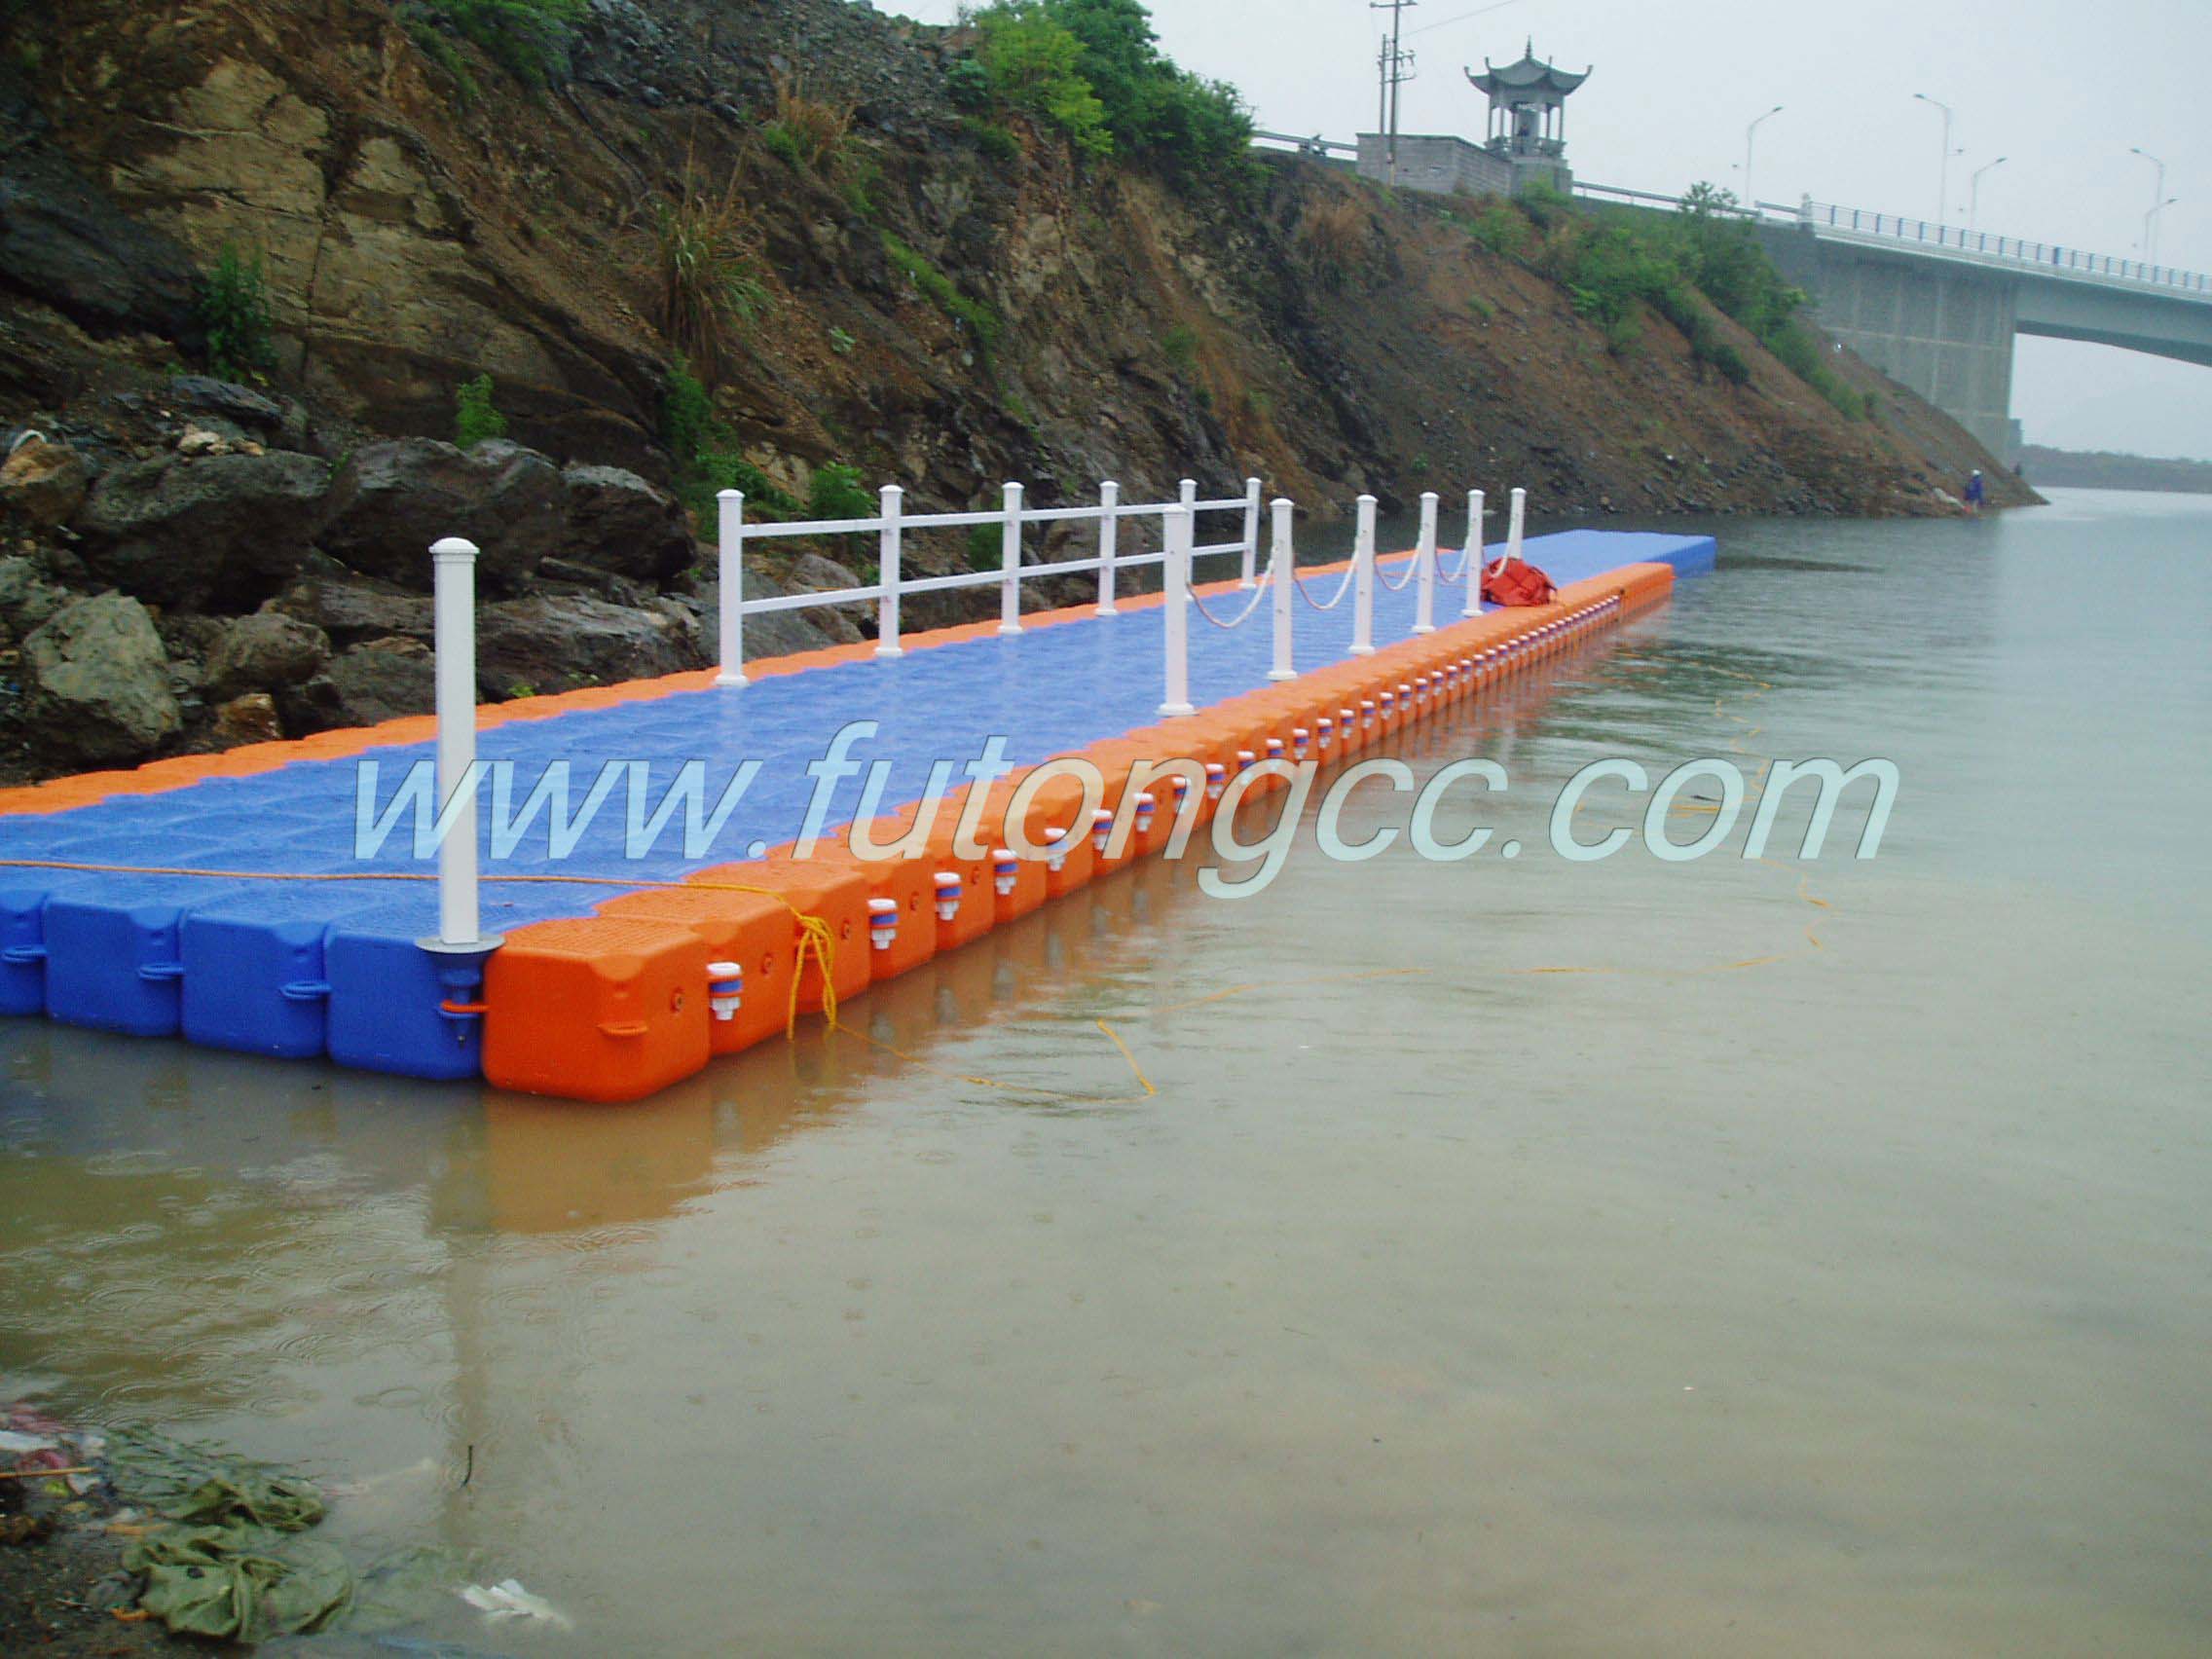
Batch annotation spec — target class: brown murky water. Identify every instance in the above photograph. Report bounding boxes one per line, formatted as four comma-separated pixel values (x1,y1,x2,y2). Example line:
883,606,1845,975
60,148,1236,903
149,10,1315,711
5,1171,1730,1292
3,489,2208,1654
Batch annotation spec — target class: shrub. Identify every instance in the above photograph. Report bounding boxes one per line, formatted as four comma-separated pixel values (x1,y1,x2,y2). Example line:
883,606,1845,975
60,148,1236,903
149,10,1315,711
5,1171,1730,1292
944,55,992,111
454,374,507,448
1461,198,1531,258
963,0,1252,180
971,5,1112,158
808,462,875,522
965,523,1001,571
763,72,854,170
1298,198,1369,286
661,357,799,528
195,244,277,380
403,0,584,89
963,119,1023,163
1161,322,1198,369
649,170,766,384
828,325,857,356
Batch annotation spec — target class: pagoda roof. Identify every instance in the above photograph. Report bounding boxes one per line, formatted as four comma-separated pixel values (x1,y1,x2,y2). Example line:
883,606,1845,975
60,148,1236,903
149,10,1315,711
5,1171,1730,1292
1467,38,1591,98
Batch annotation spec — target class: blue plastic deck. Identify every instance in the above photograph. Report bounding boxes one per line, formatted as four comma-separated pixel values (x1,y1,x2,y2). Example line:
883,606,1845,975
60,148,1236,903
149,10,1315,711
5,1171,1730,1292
0,531,1713,1076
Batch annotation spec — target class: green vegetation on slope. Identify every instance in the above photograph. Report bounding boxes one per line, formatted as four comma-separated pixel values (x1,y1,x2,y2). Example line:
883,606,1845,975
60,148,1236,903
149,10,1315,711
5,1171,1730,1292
957,0,1253,185
1483,181,1864,417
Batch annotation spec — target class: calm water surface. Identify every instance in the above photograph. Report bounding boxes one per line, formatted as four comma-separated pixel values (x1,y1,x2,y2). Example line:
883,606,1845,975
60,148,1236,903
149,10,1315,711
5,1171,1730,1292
3,488,2208,1655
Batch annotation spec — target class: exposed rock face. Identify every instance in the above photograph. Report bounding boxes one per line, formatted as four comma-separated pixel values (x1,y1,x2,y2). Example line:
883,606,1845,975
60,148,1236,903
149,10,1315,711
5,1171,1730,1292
19,592,182,763
558,464,695,584
315,439,567,593
0,554,70,645
0,78,200,342
475,594,703,698
283,637,437,732
0,437,92,527
204,609,331,698
313,442,694,594
74,451,332,608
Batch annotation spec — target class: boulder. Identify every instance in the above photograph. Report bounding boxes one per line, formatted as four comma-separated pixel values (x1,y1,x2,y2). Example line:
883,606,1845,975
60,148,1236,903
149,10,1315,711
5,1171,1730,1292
205,610,331,697
0,437,92,527
475,595,704,698
74,451,332,609
270,575,433,645
315,439,566,593
20,592,182,763
282,637,437,733
211,691,283,747
166,376,288,434
0,554,69,645
558,464,693,583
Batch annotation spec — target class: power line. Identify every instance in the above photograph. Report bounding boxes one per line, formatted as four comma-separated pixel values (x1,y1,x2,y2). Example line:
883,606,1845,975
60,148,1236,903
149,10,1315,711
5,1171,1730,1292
1409,0,1525,39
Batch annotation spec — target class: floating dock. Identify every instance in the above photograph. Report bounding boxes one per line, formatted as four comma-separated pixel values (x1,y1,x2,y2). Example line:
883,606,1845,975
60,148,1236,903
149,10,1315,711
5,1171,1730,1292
0,530,1714,1101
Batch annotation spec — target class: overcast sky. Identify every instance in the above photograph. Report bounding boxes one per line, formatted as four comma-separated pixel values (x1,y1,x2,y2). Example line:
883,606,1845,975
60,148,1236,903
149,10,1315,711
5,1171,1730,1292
887,0,2212,461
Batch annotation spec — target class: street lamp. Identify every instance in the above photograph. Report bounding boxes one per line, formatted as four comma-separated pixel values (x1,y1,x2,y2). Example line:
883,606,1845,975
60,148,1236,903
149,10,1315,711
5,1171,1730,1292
2131,147,2168,261
1743,104,1784,210
2143,196,2178,264
1914,92,1955,224
1967,156,2006,230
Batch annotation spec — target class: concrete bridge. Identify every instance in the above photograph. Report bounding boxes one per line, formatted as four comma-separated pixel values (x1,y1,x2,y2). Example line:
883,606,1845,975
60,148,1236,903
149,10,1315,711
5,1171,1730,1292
1748,201,2212,464
1251,129,2212,466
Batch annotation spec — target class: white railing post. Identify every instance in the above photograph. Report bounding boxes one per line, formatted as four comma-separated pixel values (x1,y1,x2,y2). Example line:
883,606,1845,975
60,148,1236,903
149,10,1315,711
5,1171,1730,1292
875,484,903,658
1160,506,1196,717
715,490,747,688
1462,488,1486,617
1268,497,1295,681
1350,494,1377,656
1240,476,1262,589
1095,479,1120,615
998,481,1023,636
1413,490,1439,634
1179,479,1198,603
1506,486,1527,567
425,536,497,953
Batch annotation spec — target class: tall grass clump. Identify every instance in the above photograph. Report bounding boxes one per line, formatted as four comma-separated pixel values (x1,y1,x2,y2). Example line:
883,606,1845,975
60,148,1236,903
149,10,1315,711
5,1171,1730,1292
648,169,768,386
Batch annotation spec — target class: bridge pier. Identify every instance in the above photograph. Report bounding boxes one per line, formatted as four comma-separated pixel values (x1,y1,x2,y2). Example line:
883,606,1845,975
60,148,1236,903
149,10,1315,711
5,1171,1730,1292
1759,228,2019,462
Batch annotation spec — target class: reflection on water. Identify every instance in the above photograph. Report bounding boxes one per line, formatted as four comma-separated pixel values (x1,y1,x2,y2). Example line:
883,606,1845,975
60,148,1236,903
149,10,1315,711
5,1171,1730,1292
3,489,2210,1654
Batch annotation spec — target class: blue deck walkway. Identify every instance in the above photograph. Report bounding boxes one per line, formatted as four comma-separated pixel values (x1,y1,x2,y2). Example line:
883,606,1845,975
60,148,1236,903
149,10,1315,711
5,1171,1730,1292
0,531,1713,1079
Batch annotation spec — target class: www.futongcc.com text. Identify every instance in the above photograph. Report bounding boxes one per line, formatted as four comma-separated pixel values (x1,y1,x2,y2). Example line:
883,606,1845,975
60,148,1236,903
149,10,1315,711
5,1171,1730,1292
353,721,1897,899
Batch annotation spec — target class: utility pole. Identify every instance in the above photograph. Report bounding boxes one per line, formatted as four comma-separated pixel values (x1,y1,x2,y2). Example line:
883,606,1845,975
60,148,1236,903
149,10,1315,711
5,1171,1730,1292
1371,0,1418,187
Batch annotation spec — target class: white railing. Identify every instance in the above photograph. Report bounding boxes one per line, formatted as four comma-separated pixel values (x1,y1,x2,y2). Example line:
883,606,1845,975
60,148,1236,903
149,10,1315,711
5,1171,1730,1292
418,480,1541,940
1792,199,2212,299
708,471,1544,720
713,478,1266,686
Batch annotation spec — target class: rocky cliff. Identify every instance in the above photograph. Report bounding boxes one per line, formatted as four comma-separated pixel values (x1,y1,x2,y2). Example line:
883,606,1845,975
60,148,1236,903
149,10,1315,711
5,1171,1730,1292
0,0,2025,782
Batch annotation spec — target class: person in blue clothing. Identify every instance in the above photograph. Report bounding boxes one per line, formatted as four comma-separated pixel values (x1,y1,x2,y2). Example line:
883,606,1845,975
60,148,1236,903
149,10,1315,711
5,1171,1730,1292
1963,469,1987,514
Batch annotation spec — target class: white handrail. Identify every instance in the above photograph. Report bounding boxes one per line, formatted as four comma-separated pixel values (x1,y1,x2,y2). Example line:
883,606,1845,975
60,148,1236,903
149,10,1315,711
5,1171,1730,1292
1160,507,1196,717
1350,496,1378,656
711,475,1265,679
1413,492,1439,634
1460,489,1486,617
1268,498,1295,681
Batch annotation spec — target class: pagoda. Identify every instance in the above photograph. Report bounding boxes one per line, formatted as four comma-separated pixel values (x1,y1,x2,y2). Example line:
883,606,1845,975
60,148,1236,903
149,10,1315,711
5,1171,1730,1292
1466,39,1590,191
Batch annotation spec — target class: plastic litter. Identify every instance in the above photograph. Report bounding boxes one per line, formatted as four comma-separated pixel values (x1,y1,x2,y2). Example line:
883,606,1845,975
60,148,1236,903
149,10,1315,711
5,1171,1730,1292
461,1578,573,1631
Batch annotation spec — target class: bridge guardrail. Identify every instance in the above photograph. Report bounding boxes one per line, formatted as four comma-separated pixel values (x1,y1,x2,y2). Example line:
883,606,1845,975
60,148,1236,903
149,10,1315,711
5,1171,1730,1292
1792,200,2210,299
